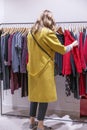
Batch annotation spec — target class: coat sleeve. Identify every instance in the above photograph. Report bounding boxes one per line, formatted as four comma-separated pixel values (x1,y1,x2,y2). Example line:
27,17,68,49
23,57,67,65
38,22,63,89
43,29,66,55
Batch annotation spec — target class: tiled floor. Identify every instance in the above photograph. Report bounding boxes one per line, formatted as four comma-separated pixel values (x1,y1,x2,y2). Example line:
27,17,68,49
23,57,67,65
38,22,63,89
0,114,87,130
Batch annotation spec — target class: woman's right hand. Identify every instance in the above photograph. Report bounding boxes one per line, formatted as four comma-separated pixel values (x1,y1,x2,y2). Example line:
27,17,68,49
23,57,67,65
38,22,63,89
72,40,78,47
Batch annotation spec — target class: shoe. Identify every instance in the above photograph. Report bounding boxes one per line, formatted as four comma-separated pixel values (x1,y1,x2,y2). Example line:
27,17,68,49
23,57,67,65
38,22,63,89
37,125,53,130
29,121,38,130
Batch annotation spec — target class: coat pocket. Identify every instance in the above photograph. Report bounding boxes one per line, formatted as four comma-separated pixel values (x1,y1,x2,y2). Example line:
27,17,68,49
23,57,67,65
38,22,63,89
27,57,52,77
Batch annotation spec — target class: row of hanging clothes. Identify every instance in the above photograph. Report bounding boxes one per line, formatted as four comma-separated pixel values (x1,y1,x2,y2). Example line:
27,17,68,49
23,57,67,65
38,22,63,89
55,23,87,99
0,27,29,97
0,23,87,99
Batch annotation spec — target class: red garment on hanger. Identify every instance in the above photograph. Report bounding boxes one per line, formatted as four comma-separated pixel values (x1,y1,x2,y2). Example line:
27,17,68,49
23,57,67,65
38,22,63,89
62,30,82,75
79,73,86,96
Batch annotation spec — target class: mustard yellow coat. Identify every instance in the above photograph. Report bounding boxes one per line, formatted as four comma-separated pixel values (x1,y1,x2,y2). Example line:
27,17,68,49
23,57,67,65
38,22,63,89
27,27,66,102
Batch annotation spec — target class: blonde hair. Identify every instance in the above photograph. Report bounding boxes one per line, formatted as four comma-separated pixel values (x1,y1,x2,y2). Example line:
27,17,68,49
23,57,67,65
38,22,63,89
31,10,56,33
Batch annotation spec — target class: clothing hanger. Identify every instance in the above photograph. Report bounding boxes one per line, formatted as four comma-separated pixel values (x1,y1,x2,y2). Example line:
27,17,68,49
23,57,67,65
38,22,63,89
22,27,29,36
9,27,14,34
57,26,64,34
1,28,9,36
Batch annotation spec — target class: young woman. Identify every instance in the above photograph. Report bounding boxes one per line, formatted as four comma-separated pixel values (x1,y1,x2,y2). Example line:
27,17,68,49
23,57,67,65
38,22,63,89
27,10,78,130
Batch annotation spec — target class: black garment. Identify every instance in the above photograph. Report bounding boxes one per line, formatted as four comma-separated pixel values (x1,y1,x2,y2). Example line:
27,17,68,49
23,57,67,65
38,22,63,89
65,75,71,96
30,102,48,120
21,73,28,97
70,31,80,99
1,34,10,89
82,28,86,45
54,33,65,76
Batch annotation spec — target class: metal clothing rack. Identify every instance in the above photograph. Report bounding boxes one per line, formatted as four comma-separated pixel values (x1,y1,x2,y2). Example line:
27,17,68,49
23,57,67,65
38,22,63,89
1,21,87,24
0,21,87,124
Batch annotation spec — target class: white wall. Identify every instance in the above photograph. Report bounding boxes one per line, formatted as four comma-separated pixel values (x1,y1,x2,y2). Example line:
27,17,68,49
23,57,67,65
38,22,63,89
2,0,87,116
0,0,4,23
3,0,87,23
